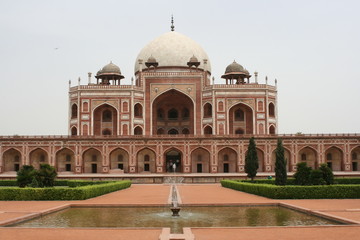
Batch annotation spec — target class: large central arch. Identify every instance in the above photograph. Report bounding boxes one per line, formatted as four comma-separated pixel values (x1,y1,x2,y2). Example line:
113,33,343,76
229,103,253,134
152,89,194,135
93,104,118,136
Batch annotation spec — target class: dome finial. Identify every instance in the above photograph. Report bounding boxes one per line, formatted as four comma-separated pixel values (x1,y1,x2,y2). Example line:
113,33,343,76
171,15,175,31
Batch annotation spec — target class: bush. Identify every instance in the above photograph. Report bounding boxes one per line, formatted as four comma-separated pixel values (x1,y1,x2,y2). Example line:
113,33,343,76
309,169,326,185
319,163,334,185
16,165,37,188
294,162,311,185
221,180,360,199
0,180,131,200
36,164,57,187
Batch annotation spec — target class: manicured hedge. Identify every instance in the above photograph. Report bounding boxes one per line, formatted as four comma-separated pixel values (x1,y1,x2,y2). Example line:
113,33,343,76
0,180,18,186
0,180,131,200
240,178,360,185
221,180,360,199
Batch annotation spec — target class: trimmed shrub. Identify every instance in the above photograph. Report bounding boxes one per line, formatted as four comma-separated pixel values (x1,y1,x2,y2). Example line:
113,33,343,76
221,180,360,199
36,164,57,187
319,163,334,185
0,180,131,201
16,165,37,188
309,169,326,185
294,162,311,185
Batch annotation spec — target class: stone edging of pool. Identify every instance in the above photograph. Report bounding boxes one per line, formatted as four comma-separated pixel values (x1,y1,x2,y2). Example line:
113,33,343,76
2,202,359,227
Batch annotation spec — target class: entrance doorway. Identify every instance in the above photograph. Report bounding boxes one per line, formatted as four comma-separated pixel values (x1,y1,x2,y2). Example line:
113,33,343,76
197,164,202,173
91,164,97,173
165,150,181,173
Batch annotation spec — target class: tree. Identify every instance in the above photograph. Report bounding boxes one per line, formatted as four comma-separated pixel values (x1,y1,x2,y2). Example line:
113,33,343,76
37,164,57,187
319,163,334,185
275,138,287,185
245,137,259,181
294,162,312,185
16,165,36,188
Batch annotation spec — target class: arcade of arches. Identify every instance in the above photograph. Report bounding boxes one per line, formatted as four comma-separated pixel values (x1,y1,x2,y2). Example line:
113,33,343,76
1,142,359,174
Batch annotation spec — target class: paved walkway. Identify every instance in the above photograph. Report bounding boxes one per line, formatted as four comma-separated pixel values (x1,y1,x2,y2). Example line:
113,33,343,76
0,184,360,240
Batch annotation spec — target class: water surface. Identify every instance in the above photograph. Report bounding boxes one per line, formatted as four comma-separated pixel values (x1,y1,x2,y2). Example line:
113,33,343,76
10,206,341,233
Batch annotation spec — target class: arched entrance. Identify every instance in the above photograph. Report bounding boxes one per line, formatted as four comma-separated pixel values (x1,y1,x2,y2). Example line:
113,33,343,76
137,148,156,173
218,148,237,173
165,149,182,173
56,148,75,173
298,147,317,169
229,103,253,134
109,148,129,173
83,148,102,173
325,147,343,171
152,90,194,135
191,148,210,173
29,148,49,169
93,104,118,136
2,148,22,172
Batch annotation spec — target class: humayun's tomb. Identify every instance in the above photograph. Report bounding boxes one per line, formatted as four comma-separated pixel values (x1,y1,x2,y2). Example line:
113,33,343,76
1,23,359,182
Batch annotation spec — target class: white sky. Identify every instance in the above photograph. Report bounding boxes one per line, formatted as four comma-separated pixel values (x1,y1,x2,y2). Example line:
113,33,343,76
0,0,359,135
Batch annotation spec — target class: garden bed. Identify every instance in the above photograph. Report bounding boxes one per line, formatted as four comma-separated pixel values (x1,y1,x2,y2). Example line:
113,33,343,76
0,180,131,201
221,179,360,199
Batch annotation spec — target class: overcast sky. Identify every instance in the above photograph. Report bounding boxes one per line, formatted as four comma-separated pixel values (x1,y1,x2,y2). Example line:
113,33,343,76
0,0,359,135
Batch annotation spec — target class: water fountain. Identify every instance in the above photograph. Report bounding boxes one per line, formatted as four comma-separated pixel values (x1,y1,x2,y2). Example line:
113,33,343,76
170,162,181,217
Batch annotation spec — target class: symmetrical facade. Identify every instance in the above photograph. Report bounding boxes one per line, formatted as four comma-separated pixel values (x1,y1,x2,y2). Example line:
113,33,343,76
1,28,360,175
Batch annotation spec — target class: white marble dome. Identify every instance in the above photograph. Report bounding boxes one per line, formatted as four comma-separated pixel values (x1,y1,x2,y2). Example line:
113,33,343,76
134,31,211,73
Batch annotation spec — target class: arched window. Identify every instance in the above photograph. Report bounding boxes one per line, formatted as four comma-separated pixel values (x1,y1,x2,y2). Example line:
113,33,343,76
14,155,20,162
157,128,165,135
301,153,307,161
117,154,123,162
134,126,143,135
134,103,143,118
102,129,111,135
269,125,275,134
71,104,78,119
157,108,164,119
71,127,77,136
66,154,71,162
92,154,97,162
197,155,202,161
352,153,357,160
235,128,244,134
224,154,229,161
234,109,244,121
102,110,112,122
327,153,333,161
144,155,150,162
204,103,212,118
168,128,179,135
40,154,45,162
182,108,190,119
218,101,224,112
168,108,178,119
182,128,190,134
83,102,89,112
204,126,212,135
269,103,275,117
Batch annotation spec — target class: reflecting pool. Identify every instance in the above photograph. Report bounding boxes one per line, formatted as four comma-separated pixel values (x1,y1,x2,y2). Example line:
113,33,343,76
10,206,342,233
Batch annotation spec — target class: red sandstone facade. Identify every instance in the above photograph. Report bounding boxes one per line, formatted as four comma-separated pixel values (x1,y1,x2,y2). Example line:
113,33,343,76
0,30,359,175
